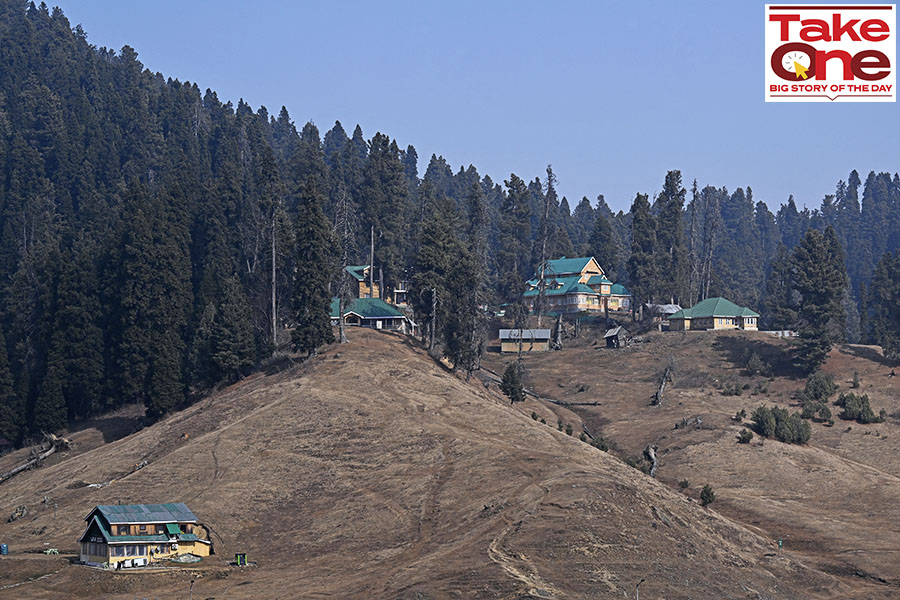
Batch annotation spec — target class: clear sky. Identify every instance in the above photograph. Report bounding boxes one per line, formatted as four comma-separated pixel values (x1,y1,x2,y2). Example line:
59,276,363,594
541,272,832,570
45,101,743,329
51,0,899,213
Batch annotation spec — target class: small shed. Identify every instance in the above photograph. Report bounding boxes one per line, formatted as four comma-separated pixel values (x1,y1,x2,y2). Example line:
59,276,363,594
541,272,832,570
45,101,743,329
499,329,551,353
604,326,629,348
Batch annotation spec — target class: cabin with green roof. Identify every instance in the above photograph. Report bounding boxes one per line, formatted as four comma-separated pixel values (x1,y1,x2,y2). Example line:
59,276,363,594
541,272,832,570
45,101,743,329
522,256,630,314
78,503,211,567
330,297,415,334
667,297,759,331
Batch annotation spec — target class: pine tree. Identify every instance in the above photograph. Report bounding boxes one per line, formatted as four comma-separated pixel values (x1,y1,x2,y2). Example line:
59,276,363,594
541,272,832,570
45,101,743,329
762,244,797,330
627,193,657,317
497,174,532,303
792,227,847,373
0,326,22,443
213,275,256,379
292,176,337,356
870,251,900,360
190,302,219,387
654,170,688,303
588,209,619,280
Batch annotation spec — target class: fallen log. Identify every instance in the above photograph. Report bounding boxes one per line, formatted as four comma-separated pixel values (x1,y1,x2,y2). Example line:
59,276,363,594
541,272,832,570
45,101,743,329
0,434,73,485
644,444,659,478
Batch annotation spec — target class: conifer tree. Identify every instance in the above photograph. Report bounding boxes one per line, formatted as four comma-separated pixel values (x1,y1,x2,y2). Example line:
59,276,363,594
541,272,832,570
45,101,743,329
214,275,256,379
0,327,22,443
627,193,657,317
792,227,847,373
870,251,900,360
497,174,532,303
762,244,797,331
654,170,688,303
292,176,336,357
588,209,619,280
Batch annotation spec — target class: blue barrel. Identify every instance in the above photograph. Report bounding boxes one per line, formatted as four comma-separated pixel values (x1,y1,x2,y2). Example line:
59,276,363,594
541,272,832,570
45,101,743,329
0,544,8,555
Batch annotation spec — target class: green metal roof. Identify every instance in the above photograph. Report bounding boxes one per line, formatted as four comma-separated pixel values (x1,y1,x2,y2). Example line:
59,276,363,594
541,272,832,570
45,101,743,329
90,503,197,524
165,523,182,535
668,297,759,319
345,265,369,282
80,513,201,545
541,257,595,276
331,297,405,319
587,275,613,286
523,276,598,297
610,283,631,296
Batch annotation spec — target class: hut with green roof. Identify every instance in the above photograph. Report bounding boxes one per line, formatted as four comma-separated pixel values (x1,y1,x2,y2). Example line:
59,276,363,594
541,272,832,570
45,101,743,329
667,297,759,331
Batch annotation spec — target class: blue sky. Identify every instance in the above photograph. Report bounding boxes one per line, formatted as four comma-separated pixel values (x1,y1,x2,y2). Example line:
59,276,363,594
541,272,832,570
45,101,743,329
52,1,899,212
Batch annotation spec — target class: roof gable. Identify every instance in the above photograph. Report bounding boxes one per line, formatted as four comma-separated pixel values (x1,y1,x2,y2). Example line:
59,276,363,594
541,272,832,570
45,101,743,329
541,256,604,277
345,265,370,282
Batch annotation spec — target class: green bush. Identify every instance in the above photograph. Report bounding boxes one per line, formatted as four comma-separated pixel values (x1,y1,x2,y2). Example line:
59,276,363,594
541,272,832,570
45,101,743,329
579,433,587,442
799,371,837,404
851,370,861,388
557,418,563,431
531,411,538,421
678,479,690,490
565,423,574,436
590,437,609,451
700,484,716,506
500,362,526,403
835,393,885,424
738,429,753,444
751,405,811,444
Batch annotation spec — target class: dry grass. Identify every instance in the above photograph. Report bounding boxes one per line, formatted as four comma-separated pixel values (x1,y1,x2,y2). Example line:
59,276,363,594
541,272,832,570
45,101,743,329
0,329,895,598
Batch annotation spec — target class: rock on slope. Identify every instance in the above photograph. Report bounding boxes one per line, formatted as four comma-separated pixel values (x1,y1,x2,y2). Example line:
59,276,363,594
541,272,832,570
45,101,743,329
0,329,879,599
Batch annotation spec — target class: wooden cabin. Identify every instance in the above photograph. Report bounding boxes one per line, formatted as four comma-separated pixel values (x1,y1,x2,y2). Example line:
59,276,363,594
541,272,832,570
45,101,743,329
667,297,759,331
330,297,416,335
499,329,551,353
79,503,211,568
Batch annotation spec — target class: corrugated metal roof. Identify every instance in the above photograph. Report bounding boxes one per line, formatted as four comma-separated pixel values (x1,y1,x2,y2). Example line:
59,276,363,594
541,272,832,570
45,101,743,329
499,329,551,340
587,275,613,286
542,257,595,275
610,283,631,296
91,503,198,524
345,265,369,282
668,297,759,319
604,326,629,338
330,297,406,319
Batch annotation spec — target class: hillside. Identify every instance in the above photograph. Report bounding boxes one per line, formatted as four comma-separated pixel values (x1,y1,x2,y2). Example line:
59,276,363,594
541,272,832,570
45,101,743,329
484,327,900,596
0,329,886,599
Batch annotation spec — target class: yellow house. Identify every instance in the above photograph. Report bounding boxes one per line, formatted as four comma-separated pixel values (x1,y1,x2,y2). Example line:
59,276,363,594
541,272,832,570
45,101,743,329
79,503,212,568
523,257,630,314
667,297,759,331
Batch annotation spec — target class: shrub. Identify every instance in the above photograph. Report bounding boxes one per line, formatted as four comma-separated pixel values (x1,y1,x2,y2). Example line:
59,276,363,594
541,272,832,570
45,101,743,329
678,479,690,490
738,429,753,444
540,417,547,424
836,393,885,424
500,362,526,403
745,351,770,376
590,437,609,451
700,484,716,506
565,423,574,436
721,380,743,397
531,411,538,421
799,371,837,404
851,370,861,388
557,418,563,431
579,433,587,442
751,405,810,444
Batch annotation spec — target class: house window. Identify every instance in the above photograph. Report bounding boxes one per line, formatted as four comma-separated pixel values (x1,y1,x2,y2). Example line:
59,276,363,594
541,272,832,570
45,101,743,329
156,525,165,535
112,546,125,557
118,526,129,535
139,525,147,533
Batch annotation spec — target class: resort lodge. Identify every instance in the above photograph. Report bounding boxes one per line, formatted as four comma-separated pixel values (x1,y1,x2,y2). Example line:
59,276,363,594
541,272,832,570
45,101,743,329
523,257,631,314
79,503,211,568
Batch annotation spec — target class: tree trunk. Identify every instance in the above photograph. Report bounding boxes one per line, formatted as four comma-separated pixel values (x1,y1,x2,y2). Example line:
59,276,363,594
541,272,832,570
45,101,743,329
338,296,347,344
429,287,437,352
271,213,277,349
369,226,375,297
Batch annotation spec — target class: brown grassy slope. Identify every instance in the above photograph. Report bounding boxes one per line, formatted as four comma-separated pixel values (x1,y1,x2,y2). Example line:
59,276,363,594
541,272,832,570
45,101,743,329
0,329,887,599
484,328,900,596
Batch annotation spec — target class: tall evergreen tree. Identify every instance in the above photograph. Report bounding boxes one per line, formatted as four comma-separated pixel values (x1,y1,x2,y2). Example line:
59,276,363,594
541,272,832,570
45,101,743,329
762,244,797,330
292,176,336,356
588,209,619,280
213,275,256,379
627,193,657,316
654,170,688,303
0,327,22,443
497,174,532,303
870,251,900,360
792,227,847,373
